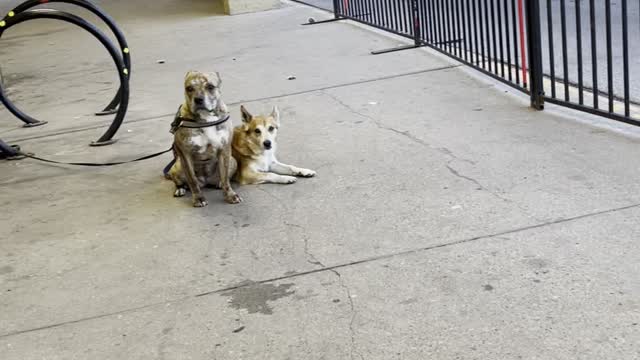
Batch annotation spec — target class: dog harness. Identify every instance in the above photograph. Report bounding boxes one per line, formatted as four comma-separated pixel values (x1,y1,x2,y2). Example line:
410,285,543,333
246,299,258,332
164,105,232,176
169,105,231,134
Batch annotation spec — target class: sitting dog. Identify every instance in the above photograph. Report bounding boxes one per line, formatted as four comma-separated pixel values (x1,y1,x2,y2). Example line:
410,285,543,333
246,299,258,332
232,105,316,185
166,71,241,207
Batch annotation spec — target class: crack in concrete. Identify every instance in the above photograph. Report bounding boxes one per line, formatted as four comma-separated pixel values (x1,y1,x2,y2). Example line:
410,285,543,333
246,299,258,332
284,221,324,267
330,269,363,360
321,90,543,220
321,90,476,165
444,162,542,220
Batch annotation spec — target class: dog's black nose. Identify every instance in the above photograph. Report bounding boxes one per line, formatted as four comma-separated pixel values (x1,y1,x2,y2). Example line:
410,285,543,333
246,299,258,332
263,140,272,149
194,97,204,105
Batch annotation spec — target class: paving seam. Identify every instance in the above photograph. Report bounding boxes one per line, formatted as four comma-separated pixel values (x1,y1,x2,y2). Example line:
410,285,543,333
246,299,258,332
4,65,460,143
2,200,638,339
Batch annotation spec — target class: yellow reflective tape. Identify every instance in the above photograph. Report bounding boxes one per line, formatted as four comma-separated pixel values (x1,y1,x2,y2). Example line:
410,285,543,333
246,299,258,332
123,68,129,75
8,11,15,17
0,21,6,27
123,47,129,54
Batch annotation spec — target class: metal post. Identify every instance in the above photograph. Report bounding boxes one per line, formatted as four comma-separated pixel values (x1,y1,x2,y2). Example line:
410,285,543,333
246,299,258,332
301,0,344,25
371,0,426,55
412,0,420,47
0,139,20,159
525,0,544,110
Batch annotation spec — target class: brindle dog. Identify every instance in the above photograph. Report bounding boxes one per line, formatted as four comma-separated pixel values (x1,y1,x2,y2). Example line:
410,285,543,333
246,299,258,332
167,71,241,207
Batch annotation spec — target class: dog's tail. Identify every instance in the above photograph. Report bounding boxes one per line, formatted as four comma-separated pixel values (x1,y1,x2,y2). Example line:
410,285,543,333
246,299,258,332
162,158,176,180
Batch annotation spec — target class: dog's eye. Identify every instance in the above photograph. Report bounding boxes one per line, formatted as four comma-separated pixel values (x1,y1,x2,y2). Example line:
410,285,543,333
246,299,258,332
268,126,275,132
254,128,261,135
186,86,194,92
206,84,215,91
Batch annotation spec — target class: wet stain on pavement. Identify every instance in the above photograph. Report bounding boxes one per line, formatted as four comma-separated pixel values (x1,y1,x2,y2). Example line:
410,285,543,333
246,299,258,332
0,266,14,275
222,281,295,315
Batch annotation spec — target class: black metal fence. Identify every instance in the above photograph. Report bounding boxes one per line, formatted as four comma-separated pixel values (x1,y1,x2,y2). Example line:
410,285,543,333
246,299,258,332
305,0,639,126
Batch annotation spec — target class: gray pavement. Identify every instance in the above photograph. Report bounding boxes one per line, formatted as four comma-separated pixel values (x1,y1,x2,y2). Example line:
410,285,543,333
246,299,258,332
1,1,640,359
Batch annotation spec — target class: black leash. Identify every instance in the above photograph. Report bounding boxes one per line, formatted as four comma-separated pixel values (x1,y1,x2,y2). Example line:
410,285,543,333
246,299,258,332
18,147,173,167
12,106,230,168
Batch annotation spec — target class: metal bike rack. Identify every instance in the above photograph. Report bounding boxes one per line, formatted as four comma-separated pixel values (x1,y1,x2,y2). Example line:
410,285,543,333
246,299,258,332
0,0,131,152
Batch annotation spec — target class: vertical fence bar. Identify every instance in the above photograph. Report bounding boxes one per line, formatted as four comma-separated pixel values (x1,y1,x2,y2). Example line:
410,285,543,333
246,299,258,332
418,0,425,40
478,0,487,68
483,0,492,72
546,0,556,98
354,0,362,20
419,0,425,40
517,0,527,87
511,0,520,85
436,0,443,44
462,0,469,62
450,0,457,56
405,0,412,34
396,0,404,33
512,0,520,85
605,0,614,113
455,0,463,58
440,0,448,49
427,0,435,42
372,0,381,26
504,0,512,81
411,0,420,45
575,0,584,104
390,0,398,32
428,0,436,43
401,0,410,33
496,0,505,78
622,0,630,117
473,0,481,66
526,0,544,108
589,0,598,109
559,0,569,101
364,0,371,20
437,0,445,46
490,0,499,74
445,0,453,52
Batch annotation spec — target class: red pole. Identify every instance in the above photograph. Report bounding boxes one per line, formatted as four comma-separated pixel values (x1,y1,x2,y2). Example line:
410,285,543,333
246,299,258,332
343,0,349,13
517,0,528,86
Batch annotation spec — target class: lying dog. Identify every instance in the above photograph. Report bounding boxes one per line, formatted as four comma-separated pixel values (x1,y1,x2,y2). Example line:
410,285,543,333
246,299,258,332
232,105,316,184
166,71,241,207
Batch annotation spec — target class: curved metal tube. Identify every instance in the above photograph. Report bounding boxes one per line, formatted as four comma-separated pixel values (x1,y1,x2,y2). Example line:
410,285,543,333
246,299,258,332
0,10,130,144
3,0,131,114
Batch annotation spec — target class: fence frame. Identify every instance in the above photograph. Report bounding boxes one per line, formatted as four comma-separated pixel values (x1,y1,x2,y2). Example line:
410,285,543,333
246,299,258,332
304,0,638,127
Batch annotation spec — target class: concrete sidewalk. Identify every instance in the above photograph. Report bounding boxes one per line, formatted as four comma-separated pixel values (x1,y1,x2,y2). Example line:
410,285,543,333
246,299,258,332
1,1,639,359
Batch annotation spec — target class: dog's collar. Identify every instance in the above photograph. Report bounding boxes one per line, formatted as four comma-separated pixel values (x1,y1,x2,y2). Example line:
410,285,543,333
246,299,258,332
177,114,230,128
170,105,230,133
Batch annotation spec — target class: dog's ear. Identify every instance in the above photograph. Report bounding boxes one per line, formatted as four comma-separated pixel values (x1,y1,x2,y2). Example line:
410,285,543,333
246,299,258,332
240,105,252,124
215,71,222,88
270,105,280,127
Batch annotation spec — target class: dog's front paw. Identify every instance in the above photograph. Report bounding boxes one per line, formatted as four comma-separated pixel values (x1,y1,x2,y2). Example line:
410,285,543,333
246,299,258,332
282,176,297,184
193,196,208,207
297,168,316,178
224,192,242,204
174,187,187,197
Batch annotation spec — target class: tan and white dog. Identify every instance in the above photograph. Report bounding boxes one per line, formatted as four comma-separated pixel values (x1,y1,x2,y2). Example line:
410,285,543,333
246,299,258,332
232,105,316,185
